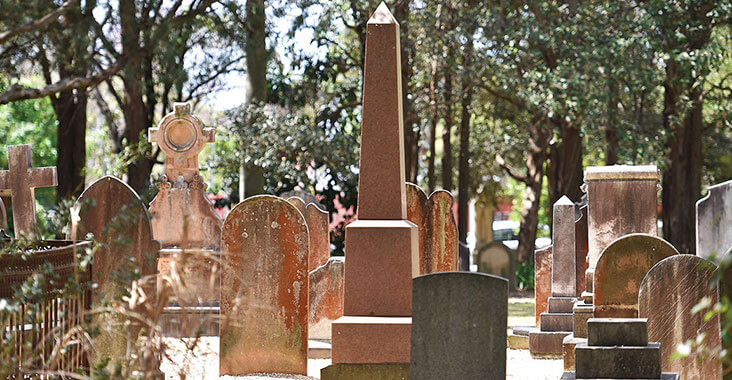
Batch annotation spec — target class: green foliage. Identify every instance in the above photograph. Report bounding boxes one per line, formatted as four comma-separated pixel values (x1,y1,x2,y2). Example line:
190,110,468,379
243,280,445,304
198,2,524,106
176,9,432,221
515,259,535,291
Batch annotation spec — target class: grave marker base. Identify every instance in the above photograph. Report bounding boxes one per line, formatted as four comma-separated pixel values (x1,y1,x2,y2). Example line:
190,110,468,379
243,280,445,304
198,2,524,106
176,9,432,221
331,316,411,364
321,363,409,380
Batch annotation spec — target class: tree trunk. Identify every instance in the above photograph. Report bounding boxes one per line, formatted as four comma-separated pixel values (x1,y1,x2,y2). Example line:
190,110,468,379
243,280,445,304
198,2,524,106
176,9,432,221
427,60,439,193
441,47,455,191
457,4,476,244
661,60,702,255
606,77,619,165
547,122,584,208
240,0,267,199
393,0,418,183
53,88,87,200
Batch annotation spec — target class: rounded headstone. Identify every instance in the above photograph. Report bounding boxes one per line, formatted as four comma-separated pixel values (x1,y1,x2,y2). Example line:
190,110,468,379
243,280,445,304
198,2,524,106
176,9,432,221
411,272,508,379
220,195,309,376
639,255,721,379
594,233,678,318
406,183,458,274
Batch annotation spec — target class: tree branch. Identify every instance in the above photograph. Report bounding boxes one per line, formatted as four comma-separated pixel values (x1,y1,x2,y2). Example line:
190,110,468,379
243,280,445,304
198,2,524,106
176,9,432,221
0,0,75,45
496,152,530,185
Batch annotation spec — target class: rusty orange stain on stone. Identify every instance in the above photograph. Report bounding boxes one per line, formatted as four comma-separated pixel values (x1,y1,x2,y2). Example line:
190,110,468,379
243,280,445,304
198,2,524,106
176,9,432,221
406,183,458,274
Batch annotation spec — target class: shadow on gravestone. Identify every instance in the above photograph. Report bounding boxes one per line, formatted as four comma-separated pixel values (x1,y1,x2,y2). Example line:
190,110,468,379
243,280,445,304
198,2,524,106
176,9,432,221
73,176,160,369
476,241,516,289
594,233,678,318
406,183,458,274
220,195,309,376
639,255,721,379
696,180,732,260
411,272,508,379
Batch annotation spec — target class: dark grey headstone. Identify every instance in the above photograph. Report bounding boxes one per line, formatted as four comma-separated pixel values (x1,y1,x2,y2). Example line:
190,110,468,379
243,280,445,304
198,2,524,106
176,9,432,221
411,272,507,379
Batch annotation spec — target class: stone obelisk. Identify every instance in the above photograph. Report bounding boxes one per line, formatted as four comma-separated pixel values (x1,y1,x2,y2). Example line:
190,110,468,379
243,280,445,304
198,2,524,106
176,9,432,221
322,3,419,378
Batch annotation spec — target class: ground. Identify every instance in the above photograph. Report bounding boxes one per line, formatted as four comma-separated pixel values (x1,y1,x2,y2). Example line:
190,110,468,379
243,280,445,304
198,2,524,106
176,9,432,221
160,296,562,379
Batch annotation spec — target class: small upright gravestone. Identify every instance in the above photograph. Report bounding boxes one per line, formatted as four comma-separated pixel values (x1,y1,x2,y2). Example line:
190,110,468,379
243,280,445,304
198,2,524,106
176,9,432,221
73,176,161,368
309,256,344,340
405,183,458,274
594,233,677,318
639,255,721,379
286,196,330,271
476,242,515,288
720,248,732,379
220,195,309,376
411,272,507,379
696,180,732,259
534,245,552,327
0,144,57,236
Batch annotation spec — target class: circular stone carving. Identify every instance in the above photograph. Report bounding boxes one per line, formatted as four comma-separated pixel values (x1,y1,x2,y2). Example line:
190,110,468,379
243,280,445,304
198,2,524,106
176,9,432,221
164,119,196,152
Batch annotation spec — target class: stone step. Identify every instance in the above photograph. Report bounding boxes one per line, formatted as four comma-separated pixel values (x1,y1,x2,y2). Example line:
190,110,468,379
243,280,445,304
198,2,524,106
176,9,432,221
529,331,572,357
573,303,594,338
581,291,593,303
575,342,661,379
560,371,679,379
540,312,573,332
587,318,648,347
548,296,577,313
511,325,537,337
562,334,587,372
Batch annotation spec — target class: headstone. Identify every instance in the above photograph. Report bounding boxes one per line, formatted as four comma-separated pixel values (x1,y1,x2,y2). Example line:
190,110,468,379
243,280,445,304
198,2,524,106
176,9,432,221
720,248,732,379
309,256,345,340
281,190,326,210
73,176,160,367
593,233,677,318
0,197,6,230
325,4,418,377
696,180,732,259
476,241,515,288
553,196,576,297
535,245,552,327
0,144,57,236
530,197,578,357
411,272,507,379
639,255,721,379
585,165,660,268
148,103,221,249
474,201,494,245
575,205,588,297
220,195,309,375
287,196,331,271
406,183,458,274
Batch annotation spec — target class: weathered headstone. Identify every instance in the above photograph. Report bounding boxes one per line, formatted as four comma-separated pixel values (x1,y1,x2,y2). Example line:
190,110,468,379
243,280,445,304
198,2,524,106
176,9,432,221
0,144,57,236
220,195,309,375
639,255,721,379
696,180,732,259
720,248,732,379
287,196,330,271
474,201,495,245
411,272,507,379
535,245,552,327
148,103,221,249
73,176,160,367
324,4,418,378
309,256,345,340
594,233,677,318
476,241,515,288
530,197,578,357
406,183,458,274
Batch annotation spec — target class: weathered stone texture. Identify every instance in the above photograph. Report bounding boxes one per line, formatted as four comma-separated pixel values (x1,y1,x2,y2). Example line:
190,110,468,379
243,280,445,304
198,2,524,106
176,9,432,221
220,195,309,376
0,144,57,236
73,176,160,367
309,256,344,340
406,183,458,274
553,196,576,297
585,165,659,269
639,255,721,379
288,196,330,271
721,249,732,379
594,233,677,318
535,245,552,327
696,180,732,259
411,272,507,380
575,205,588,297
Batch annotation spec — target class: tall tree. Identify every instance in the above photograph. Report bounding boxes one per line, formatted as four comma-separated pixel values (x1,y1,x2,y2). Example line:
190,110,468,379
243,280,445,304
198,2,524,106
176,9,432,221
457,0,477,244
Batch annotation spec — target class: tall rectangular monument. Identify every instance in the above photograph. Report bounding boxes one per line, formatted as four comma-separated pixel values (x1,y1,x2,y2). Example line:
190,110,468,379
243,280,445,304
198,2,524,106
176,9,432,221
322,3,419,378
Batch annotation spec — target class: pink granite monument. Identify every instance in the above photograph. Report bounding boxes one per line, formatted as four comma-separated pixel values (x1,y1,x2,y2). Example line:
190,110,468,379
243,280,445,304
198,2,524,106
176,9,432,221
322,4,419,377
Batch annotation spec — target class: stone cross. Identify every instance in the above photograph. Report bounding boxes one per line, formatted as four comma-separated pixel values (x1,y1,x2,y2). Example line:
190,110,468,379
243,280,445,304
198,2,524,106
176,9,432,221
149,103,214,183
0,145,57,236
552,196,576,297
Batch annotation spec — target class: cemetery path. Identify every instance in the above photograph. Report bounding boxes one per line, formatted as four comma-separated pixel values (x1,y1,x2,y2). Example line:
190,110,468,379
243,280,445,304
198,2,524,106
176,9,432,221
161,337,563,379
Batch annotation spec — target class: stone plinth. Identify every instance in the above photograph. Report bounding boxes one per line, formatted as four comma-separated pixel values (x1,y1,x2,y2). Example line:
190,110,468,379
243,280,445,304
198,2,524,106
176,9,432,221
696,180,732,259
322,363,409,380
530,297,575,357
406,183,458,274
594,234,677,318
584,165,659,271
639,255,721,379
410,272,507,380
332,316,411,364
220,196,309,376
562,335,586,371
572,302,593,338
0,144,57,236
534,245,552,327
309,256,345,340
